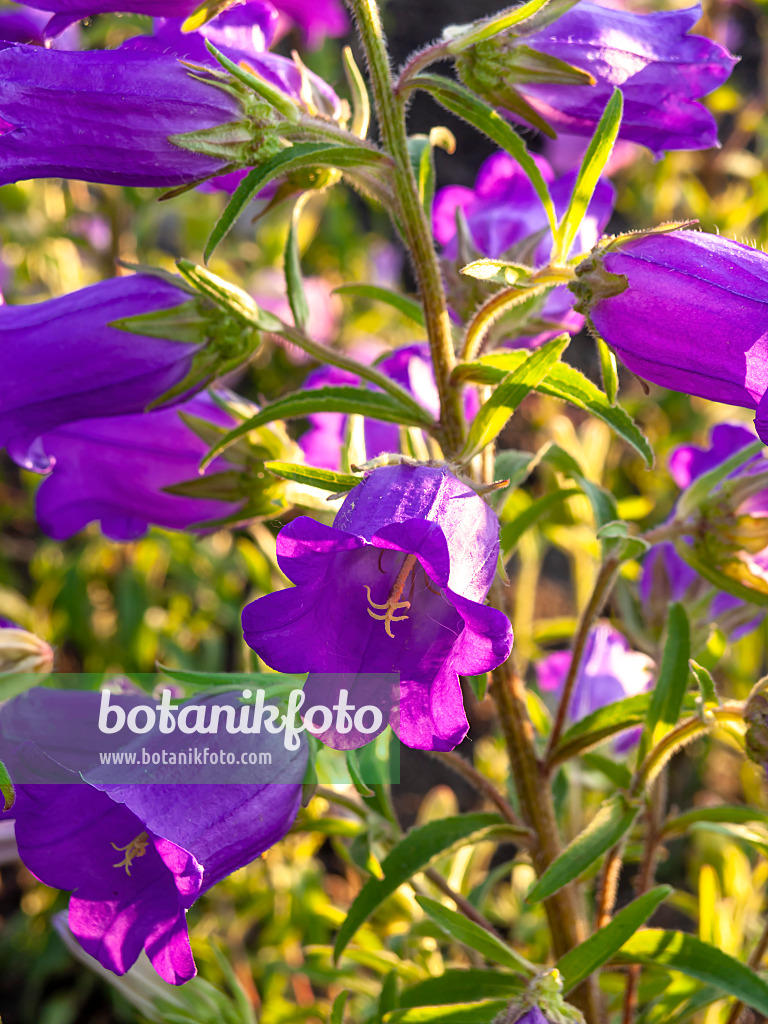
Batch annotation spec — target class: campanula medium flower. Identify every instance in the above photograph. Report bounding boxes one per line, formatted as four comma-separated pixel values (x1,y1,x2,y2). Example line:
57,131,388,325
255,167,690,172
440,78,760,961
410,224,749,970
0,687,306,984
0,274,255,472
31,393,253,541
571,230,768,443
433,151,614,347
455,2,737,155
242,465,514,751
537,622,653,750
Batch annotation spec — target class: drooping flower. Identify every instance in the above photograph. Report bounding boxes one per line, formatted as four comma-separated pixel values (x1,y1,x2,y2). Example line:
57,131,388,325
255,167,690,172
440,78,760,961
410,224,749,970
0,43,283,188
0,687,306,984
31,392,267,541
433,151,614,348
641,423,768,632
242,465,514,751
454,2,737,155
299,343,478,470
571,230,768,443
0,274,256,472
537,622,653,751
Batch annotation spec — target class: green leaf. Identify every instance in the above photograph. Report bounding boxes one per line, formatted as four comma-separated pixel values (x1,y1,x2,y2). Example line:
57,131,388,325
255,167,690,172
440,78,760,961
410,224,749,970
675,544,768,609
550,693,663,765
399,970,524,1009
526,795,639,903
329,990,349,1024
377,971,399,1024
384,1001,509,1023
556,886,670,993
345,749,375,798
202,387,435,470
544,444,618,530
264,461,359,493
416,895,536,975
553,89,623,262
407,128,455,218
677,439,764,518
453,354,653,465
284,203,309,331
500,488,581,554
461,335,570,460
204,143,386,260
662,805,768,838
0,759,14,812
445,0,571,49
413,74,557,237
581,752,632,789
638,602,690,762
155,664,304,692
333,284,425,326
615,929,768,1016
596,337,619,404
689,659,718,707
333,813,507,960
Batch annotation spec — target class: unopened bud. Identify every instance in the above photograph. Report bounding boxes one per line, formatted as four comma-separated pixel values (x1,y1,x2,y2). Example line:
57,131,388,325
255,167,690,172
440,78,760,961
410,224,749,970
0,624,54,675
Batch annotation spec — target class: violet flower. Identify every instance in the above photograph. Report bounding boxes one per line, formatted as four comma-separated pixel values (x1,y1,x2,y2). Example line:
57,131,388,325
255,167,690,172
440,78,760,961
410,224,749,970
0,688,306,984
0,44,253,188
271,0,348,48
242,465,514,751
456,2,737,155
640,423,768,635
537,622,653,751
0,274,231,472
433,151,614,348
32,393,246,541
571,230,768,443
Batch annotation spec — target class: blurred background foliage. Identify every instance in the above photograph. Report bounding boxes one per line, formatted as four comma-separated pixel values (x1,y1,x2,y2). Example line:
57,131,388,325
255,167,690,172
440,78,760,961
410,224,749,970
3,0,768,1021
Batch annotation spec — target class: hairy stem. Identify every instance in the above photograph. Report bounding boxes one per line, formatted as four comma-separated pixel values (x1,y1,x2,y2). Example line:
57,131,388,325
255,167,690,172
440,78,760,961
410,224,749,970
346,0,465,454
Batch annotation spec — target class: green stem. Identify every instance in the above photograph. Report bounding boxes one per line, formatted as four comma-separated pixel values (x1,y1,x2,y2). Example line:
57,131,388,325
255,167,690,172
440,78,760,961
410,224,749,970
346,0,465,455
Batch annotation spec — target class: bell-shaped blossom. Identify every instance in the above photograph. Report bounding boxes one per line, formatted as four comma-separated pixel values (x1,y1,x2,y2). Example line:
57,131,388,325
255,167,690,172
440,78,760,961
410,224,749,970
456,2,736,155
242,465,514,751
31,393,249,541
299,343,478,470
641,423,768,636
0,43,256,188
434,151,614,348
0,274,234,472
537,622,653,750
0,688,306,984
572,230,768,443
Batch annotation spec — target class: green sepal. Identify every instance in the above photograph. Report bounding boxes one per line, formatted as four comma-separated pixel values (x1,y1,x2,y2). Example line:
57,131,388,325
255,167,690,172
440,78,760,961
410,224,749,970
0,759,14,812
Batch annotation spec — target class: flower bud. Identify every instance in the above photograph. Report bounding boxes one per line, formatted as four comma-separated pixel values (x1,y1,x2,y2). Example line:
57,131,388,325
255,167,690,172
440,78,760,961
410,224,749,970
745,691,768,766
453,2,736,155
571,230,768,444
498,970,584,1024
0,621,53,675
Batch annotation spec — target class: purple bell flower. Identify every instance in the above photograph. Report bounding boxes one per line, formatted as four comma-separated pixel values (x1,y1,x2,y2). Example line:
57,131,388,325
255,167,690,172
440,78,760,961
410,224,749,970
271,0,348,49
0,275,224,472
537,622,653,751
433,151,614,348
32,393,246,541
0,43,250,188
456,2,737,156
0,687,306,984
572,230,768,444
242,465,514,751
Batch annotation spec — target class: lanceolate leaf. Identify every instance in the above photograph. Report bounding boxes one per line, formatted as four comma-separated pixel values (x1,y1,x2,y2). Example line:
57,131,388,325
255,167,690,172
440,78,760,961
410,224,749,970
412,74,557,236
452,353,653,464
0,759,14,812
284,203,309,331
556,886,671,993
662,805,768,838
204,143,387,260
334,284,426,326
526,795,639,903
552,89,623,262
461,335,569,460
638,602,690,762
264,461,359,493
330,990,349,1024
333,813,508,961
201,387,436,470
407,128,455,219
614,930,768,1016
416,895,536,975
384,1001,509,1023
398,970,524,1009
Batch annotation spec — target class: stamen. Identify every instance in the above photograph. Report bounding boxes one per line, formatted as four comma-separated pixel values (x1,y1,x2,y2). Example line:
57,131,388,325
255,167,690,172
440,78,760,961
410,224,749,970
111,831,150,875
364,553,419,638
